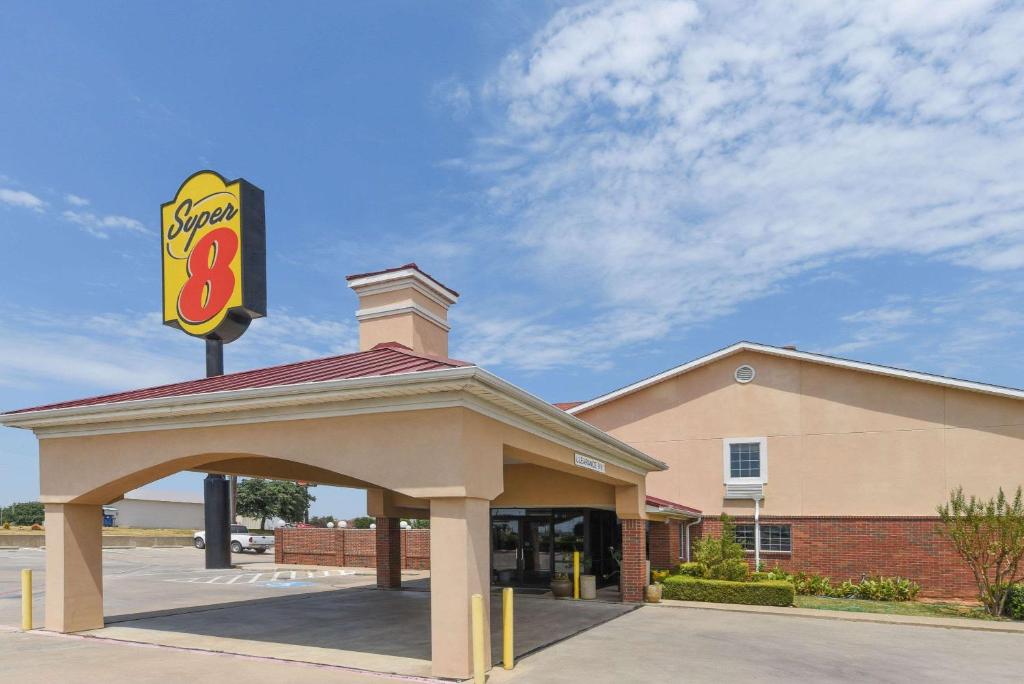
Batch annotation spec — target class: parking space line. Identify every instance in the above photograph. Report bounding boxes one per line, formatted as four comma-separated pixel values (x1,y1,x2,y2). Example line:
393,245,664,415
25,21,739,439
248,573,262,584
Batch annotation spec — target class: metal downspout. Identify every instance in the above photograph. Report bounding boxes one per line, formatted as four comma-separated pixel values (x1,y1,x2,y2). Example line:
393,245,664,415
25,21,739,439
683,516,702,562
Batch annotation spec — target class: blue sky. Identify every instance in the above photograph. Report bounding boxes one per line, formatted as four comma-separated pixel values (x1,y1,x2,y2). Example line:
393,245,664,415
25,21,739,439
2,1,1023,519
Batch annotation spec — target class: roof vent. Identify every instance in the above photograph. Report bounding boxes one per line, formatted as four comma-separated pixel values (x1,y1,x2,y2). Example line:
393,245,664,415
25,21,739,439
734,364,756,384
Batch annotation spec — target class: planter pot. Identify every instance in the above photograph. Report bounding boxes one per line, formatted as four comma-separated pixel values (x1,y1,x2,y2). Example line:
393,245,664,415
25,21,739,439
580,574,597,600
550,578,572,598
645,584,662,603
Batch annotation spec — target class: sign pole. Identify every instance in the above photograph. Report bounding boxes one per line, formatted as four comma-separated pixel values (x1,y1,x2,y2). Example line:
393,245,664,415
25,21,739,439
203,337,231,568
206,339,224,377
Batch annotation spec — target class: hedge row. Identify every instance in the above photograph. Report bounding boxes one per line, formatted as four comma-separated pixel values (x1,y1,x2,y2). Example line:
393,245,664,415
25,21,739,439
661,575,795,607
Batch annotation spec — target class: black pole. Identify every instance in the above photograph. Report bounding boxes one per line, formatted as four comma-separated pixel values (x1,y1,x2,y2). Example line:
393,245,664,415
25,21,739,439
203,337,230,568
206,338,224,377
203,474,232,569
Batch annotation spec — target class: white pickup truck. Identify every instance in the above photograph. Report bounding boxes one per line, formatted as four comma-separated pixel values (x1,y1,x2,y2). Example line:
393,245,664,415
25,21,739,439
193,524,274,554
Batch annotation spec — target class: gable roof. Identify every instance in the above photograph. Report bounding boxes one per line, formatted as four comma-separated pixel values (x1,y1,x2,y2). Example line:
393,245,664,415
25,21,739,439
5,342,470,415
568,341,1024,415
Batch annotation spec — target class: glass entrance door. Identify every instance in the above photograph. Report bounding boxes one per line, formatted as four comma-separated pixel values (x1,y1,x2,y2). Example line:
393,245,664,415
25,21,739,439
492,510,554,587
492,518,520,586
519,516,552,586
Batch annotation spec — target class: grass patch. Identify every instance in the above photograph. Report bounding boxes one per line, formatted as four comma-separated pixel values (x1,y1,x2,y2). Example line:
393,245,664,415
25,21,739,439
794,595,1006,621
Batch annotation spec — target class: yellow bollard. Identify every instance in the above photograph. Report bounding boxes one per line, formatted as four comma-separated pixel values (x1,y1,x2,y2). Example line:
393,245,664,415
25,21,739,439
21,569,32,631
502,587,514,670
573,551,580,599
471,593,485,684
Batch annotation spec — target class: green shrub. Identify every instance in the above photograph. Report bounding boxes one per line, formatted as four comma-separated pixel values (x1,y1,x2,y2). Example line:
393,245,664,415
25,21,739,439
855,576,920,601
775,570,919,601
693,514,749,581
750,571,771,582
662,575,794,607
1006,585,1024,620
651,569,671,583
676,562,704,577
791,572,833,596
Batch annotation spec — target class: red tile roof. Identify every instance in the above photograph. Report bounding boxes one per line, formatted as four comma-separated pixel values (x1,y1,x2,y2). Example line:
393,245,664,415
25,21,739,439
344,262,460,297
6,342,472,415
646,494,701,516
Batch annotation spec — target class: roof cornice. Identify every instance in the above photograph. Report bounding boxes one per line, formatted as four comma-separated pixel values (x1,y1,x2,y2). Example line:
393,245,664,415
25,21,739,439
1,366,665,475
568,341,1024,415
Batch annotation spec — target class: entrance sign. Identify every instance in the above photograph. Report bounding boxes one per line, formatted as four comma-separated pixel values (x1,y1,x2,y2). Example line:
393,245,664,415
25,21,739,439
574,453,606,473
161,170,266,342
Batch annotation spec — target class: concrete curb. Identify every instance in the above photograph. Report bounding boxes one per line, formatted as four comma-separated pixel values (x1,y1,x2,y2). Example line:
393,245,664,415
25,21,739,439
648,599,1024,634
1,535,194,549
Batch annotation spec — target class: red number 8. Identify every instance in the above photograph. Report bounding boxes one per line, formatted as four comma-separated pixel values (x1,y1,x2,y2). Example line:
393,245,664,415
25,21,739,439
177,227,239,325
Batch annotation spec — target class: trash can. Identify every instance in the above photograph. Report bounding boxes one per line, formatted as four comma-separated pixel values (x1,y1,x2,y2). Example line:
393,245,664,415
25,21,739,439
580,574,597,600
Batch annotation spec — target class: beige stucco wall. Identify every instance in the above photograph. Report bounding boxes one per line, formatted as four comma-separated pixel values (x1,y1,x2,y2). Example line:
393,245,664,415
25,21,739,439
358,314,449,356
111,499,204,529
577,351,1024,516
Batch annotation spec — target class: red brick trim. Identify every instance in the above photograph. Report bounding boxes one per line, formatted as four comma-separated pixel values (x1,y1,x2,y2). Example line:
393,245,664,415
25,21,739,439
689,515,973,598
276,527,430,570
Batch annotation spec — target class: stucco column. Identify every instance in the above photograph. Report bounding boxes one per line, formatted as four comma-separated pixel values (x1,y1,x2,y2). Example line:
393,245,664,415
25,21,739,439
429,497,491,679
620,518,646,603
375,516,402,589
44,503,104,632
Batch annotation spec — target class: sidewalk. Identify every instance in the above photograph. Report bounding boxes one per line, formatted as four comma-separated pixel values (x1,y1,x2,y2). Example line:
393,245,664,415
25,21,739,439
650,599,1024,634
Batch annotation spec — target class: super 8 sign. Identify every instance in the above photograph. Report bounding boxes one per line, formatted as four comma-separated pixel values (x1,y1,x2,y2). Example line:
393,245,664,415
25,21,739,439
161,171,266,342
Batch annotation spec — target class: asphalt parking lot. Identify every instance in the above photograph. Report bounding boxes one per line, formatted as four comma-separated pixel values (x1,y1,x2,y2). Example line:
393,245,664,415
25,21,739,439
0,546,377,628
2,548,1021,683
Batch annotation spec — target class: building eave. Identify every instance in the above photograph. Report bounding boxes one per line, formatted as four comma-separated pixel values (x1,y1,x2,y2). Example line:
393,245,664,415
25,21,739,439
1,365,665,476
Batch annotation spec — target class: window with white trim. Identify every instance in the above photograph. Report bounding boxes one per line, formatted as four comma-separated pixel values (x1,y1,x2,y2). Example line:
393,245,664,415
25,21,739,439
723,437,767,483
735,524,791,552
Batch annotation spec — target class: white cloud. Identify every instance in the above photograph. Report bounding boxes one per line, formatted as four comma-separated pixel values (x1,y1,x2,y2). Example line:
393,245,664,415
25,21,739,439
455,0,1024,371
823,279,1024,382
0,306,358,403
62,210,150,239
65,194,90,207
432,77,473,119
0,188,44,211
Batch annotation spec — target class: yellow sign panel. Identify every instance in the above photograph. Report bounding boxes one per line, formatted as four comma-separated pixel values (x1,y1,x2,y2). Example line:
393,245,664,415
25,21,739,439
161,171,266,342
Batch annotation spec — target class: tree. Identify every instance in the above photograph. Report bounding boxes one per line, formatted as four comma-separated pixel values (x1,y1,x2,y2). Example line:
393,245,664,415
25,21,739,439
693,513,749,581
406,518,430,529
938,486,1024,616
1,501,44,526
351,516,375,529
236,479,275,530
272,481,315,523
235,479,316,530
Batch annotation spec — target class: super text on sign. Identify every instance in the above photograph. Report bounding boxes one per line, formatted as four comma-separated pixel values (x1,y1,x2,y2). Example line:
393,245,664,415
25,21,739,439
161,171,266,342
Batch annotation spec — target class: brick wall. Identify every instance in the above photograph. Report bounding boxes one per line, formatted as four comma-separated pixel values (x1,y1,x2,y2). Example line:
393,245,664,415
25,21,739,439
375,517,402,589
648,519,682,570
690,516,974,598
274,527,431,570
620,518,647,603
